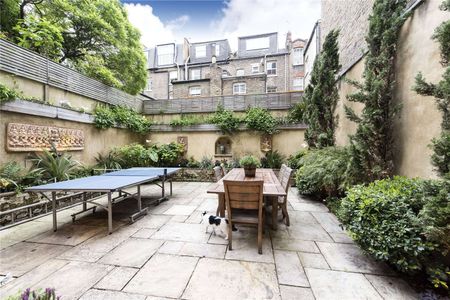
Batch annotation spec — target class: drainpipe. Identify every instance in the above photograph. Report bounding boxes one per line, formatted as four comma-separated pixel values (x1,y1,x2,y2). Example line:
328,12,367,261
174,44,180,79
284,53,288,92
184,54,190,80
264,54,268,92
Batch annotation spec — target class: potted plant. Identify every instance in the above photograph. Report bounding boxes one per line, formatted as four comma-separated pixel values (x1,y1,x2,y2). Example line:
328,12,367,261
239,155,260,177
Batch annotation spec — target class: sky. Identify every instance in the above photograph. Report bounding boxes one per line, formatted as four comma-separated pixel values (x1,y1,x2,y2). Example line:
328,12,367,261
121,0,321,50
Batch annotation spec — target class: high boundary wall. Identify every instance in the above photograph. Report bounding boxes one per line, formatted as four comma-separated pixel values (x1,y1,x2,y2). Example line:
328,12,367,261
321,0,446,179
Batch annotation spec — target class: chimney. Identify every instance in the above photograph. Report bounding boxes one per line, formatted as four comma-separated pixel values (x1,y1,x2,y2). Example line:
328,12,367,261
286,31,292,50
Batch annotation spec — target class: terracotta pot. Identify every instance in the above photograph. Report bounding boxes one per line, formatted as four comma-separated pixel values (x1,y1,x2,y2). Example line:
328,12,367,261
244,167,256,177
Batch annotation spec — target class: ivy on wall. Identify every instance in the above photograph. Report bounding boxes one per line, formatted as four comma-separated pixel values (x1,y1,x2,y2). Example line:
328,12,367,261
93,105,152,134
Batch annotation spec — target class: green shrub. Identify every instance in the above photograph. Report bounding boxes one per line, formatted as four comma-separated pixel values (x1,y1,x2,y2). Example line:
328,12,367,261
210,105,241,134
239,155,260,168
287,101,306,124
295,147,354,198
93,105,151,134
260,150,285,169
244,107,278,134
287,149,308,169
338,177,449,289
31,147,80,182
186,157,200,168
0,83,21,104
113,143,158,168
169,115,207,127
199,156,213,169
95,151,124,170
93,105,115,129
150,142,185,167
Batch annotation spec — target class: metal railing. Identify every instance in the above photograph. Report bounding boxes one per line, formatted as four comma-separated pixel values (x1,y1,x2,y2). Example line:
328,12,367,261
142,91,303,114
0,39,145,112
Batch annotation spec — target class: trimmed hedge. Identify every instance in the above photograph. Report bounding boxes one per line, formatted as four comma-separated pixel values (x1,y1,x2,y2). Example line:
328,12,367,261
338,177,449,289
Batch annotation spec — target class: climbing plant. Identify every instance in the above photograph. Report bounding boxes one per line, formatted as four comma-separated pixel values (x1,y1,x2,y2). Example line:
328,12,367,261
414,0,450,177
344,0,407,182
303,29,340,148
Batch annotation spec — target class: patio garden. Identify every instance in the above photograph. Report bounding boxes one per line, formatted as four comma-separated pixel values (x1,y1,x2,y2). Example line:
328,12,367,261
0,0,449,299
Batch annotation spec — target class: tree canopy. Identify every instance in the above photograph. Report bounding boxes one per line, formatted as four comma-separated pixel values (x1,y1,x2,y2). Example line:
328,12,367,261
0,0,147,95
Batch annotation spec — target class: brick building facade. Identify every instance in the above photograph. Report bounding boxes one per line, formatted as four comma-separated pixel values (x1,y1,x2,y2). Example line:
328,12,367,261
143,32,306,100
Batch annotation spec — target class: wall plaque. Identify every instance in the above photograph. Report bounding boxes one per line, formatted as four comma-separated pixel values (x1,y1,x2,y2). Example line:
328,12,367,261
177,136,188,152
6,123,84,152
260,134,272,153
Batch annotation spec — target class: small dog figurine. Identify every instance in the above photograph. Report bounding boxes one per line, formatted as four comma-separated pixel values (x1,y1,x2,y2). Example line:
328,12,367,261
202,211,229,239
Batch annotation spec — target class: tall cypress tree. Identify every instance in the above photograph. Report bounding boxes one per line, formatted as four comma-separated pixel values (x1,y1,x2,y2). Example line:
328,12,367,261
345,0,407,182
303,29,340,148
414,0,450,177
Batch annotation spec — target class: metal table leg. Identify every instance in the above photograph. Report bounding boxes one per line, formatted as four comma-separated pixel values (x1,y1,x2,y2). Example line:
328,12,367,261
130,185,148,222
107,192,112,234
52,191,57,232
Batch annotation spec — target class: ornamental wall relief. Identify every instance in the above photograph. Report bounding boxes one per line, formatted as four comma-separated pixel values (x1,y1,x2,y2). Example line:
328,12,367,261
6,123,84,152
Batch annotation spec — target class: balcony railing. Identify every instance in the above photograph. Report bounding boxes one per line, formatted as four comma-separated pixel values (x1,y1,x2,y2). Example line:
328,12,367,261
142,92,303,114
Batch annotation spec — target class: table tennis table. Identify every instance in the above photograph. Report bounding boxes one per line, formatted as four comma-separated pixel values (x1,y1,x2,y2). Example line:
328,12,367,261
26,167,180,234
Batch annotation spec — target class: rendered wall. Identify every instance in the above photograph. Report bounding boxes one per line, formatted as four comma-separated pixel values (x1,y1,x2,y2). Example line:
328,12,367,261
0,112,143,166
148,129,306,161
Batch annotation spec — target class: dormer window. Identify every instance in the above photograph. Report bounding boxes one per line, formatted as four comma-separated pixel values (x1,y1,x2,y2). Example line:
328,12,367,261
196,45,206,58
157,44,174,66
212,43,220,57
293,48,304,65
246,37,269,50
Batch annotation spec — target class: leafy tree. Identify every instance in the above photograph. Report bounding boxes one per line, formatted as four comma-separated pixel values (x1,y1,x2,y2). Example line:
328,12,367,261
303,29,340,148
0,0,20,34
345,0,407,182
13,15,63,60
414,0,450,177
1,0,147,95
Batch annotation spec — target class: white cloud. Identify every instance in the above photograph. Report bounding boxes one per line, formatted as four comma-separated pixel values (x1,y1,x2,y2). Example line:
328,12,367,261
213,0,320,50
124,3,180,48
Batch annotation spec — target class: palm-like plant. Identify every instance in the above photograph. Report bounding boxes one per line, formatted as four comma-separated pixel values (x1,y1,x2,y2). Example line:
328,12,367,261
32,146,80,182
95,151,123,170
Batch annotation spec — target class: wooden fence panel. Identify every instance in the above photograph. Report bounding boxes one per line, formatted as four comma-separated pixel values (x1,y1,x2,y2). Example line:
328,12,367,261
0,39,143,112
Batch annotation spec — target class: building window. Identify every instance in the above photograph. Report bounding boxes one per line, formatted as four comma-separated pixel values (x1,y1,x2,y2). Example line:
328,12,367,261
236,69,245,76
222,69,230,77
266,61,277,76
190,68,201,80
169,71,178,83
145,78,152,91
246,37,270,50
251,63,259,74
189,86,201,96
212,43,220,57
293,78,304,90
157,44,174,66
196,45,206,58
293,48,304,65
233,82,246,95
267,87,277,93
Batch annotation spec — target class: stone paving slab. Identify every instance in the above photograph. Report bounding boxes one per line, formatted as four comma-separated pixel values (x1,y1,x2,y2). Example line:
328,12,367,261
329,232,354,244
27,224,105,246
317,242,392,274
272,237,320,253
0,242,71,276
305,268,382,300
163,205,197,216
274,250,309,287
279,285,315,300
133,215,171,229
183,258,280,300
151,222,210,243
365,275,419,299
0,259,69,298
311,212,343,233
298,252,330,269
32,261,113,300
124,253,198,298
132,228,156,239
225,237,274,263
80,289,146,300
58,226,140,262
288,223,334,242
99,238,164,268
158,241,226,259
95,266,139,291
286,211,319,224
290,202,329,212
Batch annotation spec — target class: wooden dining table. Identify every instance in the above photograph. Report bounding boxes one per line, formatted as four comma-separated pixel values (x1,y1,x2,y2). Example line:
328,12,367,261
207,168,286,230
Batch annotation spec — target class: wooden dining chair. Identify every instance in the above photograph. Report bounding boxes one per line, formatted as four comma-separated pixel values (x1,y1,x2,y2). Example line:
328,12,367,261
213,166,225,216
220,164,227,177
224,180,265,254
267,164,293,228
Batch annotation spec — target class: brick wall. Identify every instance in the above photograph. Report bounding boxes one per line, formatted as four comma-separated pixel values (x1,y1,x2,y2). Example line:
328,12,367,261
172,80,210,98
222,75,266,95
321,0,374,74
